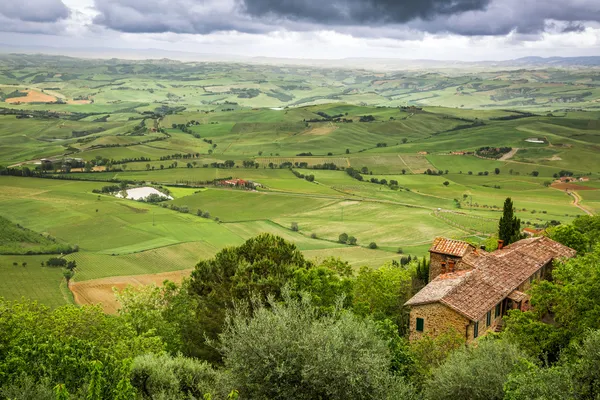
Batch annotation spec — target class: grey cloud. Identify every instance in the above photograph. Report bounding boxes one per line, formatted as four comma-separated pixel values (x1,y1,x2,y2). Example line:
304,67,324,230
93,0,270,34
90,0,600,37
408,0,600,36
0,0,69,23
240,0,491,24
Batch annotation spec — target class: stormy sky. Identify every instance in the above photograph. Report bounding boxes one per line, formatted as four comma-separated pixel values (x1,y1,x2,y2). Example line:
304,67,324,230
1,0,599,60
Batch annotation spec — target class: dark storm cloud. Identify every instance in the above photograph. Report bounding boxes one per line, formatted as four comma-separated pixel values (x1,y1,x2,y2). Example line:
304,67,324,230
90,0,600,37
0,0,69,23
240,0,490,24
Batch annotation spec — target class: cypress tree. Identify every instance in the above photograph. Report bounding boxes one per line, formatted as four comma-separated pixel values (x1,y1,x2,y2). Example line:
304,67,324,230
498,198,522,245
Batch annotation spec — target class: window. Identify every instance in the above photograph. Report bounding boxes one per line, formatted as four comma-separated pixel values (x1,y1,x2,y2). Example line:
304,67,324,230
474,322,479,338
486,311,492,327
495,303,501,318
416,318,424,332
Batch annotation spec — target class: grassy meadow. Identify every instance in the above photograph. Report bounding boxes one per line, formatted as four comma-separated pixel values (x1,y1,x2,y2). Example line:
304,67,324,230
1,54,598,308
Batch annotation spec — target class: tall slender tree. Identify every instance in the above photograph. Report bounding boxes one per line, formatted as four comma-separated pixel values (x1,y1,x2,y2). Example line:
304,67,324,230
498,198,523,245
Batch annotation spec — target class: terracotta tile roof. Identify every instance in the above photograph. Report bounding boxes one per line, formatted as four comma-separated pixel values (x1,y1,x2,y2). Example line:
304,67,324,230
406,236,576,321
429,237,475,257
405,270,471,306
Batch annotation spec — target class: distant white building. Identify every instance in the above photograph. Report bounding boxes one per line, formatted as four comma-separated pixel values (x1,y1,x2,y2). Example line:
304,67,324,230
525,138,545,144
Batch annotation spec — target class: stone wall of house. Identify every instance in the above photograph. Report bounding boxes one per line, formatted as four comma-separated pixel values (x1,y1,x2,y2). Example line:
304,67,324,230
429,252,473,281
409,303,470,341
465,302,503,342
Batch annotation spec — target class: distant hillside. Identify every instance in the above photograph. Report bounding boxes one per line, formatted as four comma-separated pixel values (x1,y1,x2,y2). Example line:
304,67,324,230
0,43,599,70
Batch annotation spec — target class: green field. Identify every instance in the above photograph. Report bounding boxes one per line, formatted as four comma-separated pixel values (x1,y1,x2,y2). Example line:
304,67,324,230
1,54,598,308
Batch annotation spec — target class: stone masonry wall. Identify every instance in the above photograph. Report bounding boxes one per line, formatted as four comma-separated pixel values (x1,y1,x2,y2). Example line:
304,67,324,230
429,252,470,281
409,303,470,341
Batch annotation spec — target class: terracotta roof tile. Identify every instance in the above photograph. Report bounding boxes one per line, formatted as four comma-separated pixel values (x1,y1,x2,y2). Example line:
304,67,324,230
406,236,576,321
429,237,475,257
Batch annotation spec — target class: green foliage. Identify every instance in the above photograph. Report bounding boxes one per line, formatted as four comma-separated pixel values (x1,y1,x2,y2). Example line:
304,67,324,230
188,234,311,361
353,264,414,333
54,384,70,400
116,280,197,355
0,298,164,396
338,232,349,243
505,244,600,362
504,309,569,362
86,361,104,400
547,225,589,254
291,265,354,313
571,215,600,250
114,360,137,400
423,339,527,400
503,360,574,400
409,329,465,385
218,291,416,400
498,197,523,245
130,353,224,400
0,374,54,400
571,328,600,399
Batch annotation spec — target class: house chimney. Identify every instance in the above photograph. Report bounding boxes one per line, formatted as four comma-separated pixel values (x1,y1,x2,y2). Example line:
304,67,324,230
448,260,455,273
441,262,447,274
498,240,504,250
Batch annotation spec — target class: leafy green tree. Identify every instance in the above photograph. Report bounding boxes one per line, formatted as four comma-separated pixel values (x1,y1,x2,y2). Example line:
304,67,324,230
505,244,600,361
188,234,311,362
571,328,600,399
347,236,357,245
0,299,164,395
290,222,299,232
338,233,348,243
353,263,414,333
114,360,136,400
369,242,378,249
291,262,354,313
409,329,465,386
86,361,104,400
63,269,74,285
547,225,589,254
504,360,574,400
423,339,527,400
499,197,523,245
116,280,197,355
571,215,600,249
504,309,568,362
218,291,416,400
130,354,225,399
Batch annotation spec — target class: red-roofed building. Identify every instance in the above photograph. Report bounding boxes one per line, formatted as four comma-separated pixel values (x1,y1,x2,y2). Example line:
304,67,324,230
223,179,247,186
405,236,576,342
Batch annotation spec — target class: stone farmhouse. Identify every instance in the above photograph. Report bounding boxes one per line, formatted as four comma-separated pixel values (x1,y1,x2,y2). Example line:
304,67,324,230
405,236,576,342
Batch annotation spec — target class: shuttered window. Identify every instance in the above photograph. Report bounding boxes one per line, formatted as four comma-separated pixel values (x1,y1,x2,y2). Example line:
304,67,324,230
495,303,501,318
474,322,479,338
486,311,492,327
416,318,424,332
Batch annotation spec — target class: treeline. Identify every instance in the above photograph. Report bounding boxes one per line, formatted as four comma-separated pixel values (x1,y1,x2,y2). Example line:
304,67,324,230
290,168,315,182
476,146,512,159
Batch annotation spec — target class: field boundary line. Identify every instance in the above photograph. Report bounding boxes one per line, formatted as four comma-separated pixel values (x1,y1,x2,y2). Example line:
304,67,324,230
397,154,415,174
